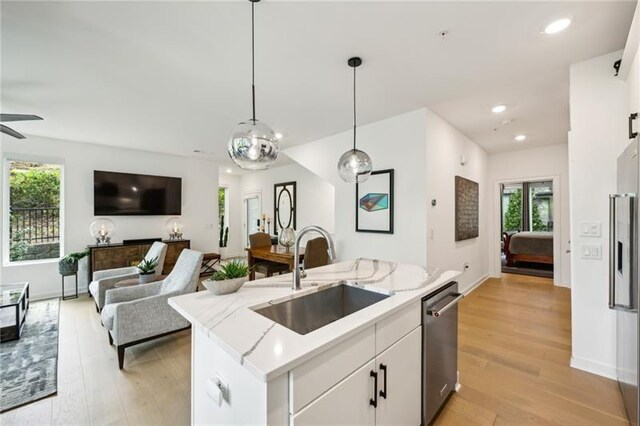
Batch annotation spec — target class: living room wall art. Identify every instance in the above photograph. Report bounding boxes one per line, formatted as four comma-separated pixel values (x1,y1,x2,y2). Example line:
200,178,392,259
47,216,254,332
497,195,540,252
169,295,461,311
455,175,479,241
274,181,296,236
356,169,394,234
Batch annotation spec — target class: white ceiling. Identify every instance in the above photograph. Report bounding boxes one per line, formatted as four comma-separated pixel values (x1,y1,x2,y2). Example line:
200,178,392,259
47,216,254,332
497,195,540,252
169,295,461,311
1,1,635,167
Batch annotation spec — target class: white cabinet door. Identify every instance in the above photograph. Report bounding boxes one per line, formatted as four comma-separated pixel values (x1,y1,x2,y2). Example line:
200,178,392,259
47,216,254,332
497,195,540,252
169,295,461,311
293,359,376,426
375,327,422,426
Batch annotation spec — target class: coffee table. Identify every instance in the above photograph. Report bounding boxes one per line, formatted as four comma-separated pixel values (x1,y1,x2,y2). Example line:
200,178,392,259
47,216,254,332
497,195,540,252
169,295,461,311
0,282,29,342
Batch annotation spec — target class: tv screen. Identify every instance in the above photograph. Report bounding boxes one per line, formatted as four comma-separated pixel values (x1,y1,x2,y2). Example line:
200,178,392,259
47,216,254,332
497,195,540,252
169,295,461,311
94,171,182,216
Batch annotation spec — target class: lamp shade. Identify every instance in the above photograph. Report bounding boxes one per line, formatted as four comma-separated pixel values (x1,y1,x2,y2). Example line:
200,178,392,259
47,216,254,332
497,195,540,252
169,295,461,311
228,119,279,170
90,218,115,245
337,149,372,183
166,217,184,240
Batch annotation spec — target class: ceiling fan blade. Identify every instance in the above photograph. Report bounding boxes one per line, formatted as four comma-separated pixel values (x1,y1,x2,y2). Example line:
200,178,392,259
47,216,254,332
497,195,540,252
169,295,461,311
0,124,26,139
0,113,43,122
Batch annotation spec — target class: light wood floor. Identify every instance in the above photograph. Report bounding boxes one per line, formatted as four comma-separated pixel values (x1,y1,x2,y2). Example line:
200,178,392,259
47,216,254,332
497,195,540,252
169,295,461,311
0,273,629,425
436,273,629,426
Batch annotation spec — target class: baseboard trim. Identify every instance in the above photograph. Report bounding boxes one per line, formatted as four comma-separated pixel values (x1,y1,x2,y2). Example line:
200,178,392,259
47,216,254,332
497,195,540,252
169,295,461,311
570,356,617,380
31,287,89,302
462,274,490,296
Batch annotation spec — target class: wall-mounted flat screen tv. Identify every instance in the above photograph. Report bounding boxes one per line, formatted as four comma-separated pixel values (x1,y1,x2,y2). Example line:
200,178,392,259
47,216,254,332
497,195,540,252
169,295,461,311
94,170,182,216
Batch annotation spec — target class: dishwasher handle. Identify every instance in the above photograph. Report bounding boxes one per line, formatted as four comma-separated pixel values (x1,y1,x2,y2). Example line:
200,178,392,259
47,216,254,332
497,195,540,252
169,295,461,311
426,293,464,318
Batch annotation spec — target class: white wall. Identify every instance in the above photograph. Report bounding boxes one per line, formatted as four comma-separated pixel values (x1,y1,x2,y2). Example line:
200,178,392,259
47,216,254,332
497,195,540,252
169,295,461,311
569,50,628,378
286,109,428,267
239,161,335,243
219,172,243,257
425,109,490,293
1,135,219,299
487,144,571,287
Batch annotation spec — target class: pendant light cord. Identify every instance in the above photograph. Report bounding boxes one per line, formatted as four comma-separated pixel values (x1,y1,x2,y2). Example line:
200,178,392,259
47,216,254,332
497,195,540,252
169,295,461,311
251,1,256,122
353,64,357,151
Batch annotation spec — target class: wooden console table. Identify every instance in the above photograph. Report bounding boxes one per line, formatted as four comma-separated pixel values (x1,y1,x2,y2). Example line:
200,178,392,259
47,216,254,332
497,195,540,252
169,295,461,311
87,240,190,281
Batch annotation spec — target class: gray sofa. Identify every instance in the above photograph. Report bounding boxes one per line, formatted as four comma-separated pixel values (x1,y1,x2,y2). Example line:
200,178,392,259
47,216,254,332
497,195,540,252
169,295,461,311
100,248,203,369
88,241,168,312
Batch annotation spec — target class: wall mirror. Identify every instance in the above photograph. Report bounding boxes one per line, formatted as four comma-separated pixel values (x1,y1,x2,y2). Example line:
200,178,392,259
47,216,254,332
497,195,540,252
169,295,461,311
274,181,296,235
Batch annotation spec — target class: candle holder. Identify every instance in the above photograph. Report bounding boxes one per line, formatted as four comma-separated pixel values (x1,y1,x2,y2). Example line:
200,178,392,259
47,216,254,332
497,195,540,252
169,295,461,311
90,219,115,246
279,228,296,252
166,217,184,240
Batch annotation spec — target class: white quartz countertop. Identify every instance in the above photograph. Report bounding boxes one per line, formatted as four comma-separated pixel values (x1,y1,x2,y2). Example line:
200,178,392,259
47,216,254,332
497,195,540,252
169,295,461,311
169,258,460,382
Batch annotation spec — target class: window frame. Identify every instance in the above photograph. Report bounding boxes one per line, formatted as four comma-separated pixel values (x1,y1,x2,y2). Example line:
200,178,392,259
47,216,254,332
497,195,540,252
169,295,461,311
2,155,65,267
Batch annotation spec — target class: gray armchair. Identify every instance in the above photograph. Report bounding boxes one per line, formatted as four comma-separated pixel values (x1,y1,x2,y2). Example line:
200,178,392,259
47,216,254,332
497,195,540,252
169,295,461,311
100,249,203,369
88,241,168,312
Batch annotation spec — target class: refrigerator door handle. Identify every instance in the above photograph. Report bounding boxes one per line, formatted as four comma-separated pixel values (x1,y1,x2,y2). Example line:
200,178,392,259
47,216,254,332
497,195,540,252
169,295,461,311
609,194,616,309
609,193,637,311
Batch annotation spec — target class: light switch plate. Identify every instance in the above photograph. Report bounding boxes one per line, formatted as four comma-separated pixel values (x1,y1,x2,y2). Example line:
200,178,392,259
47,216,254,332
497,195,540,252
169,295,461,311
581,244,602,259
580,222,602,237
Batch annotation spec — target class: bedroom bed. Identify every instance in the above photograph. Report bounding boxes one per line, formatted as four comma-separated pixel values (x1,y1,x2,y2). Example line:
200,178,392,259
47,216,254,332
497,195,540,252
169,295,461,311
503,231,554,266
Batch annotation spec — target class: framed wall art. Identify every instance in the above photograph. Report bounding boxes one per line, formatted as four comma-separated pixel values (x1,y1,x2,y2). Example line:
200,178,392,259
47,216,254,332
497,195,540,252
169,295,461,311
356,169,394,234
454,175,479,241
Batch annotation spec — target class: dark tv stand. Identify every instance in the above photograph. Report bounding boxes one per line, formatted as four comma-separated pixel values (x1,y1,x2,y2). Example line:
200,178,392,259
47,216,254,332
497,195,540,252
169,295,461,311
87,239,191,283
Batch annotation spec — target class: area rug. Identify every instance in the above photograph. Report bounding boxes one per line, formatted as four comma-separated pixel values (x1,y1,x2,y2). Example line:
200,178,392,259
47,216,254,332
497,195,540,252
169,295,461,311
0,298,59,413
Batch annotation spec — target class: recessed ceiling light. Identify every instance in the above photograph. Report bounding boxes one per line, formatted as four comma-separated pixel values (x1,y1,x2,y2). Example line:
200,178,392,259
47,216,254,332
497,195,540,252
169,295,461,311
275,132,283,140
491,105,507,113
515,134,527,142
226,168,232,174
544,18,571,35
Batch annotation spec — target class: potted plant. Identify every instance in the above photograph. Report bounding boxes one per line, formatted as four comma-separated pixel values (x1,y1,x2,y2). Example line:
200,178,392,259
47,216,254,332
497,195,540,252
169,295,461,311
203,260,249,295
58,249,90,275
219,215,230,258
137,256,159,284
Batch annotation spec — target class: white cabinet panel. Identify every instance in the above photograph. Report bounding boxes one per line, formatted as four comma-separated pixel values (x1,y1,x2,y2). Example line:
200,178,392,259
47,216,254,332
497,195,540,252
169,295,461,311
375,301,420,354
292,360,376,426
375,327,422,426
290,326,375,413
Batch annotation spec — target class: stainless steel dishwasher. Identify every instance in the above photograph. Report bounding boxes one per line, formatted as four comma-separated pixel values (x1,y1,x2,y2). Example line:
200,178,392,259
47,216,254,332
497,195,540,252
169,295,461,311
422,281,463,425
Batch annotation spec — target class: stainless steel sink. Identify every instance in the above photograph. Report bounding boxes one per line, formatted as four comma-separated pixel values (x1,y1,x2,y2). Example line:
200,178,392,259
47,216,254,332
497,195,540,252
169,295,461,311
253,284,391,335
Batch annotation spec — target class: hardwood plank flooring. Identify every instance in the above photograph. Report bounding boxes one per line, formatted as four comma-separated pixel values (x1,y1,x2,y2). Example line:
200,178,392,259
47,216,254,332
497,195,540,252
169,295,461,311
0,273,629,425
436,273,628,426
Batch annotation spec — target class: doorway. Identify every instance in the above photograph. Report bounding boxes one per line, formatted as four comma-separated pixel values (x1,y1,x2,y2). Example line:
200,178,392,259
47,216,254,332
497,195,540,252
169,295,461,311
243,192,261,248
500,180,554,278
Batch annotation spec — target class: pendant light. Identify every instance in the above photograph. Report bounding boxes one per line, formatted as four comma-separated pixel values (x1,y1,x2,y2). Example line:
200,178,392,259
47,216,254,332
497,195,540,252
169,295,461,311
228,0,279,170
337,57,372,183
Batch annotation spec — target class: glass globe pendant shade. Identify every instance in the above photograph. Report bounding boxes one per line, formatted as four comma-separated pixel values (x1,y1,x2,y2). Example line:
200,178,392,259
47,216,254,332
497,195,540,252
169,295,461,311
90,218,115,245
166,217,184,240
337,148,373,183
228,119,279,170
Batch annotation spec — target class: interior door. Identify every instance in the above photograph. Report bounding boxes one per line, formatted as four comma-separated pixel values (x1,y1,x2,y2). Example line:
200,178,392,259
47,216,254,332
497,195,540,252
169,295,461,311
292,359,376,426
243,194,261,248
375,327,422,426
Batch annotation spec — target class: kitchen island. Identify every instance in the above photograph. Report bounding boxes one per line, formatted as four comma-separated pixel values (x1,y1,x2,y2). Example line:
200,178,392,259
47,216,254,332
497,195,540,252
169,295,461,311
169,258,460,425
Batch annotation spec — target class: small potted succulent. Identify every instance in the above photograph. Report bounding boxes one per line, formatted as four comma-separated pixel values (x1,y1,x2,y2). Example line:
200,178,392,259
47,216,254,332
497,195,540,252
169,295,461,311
137,256,159,284
203,260,249,295
58,249,90,275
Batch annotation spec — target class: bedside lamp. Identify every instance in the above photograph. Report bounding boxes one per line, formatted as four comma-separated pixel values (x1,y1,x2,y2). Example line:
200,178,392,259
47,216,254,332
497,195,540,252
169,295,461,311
90,219,115,245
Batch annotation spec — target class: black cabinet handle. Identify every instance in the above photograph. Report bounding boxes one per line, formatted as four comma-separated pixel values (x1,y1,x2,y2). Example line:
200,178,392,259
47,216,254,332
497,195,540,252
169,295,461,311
369,370,378,407
630,113,638,139
379,364,388,399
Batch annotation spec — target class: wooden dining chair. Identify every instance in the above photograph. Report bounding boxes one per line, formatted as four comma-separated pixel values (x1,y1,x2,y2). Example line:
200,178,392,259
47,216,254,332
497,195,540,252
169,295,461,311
249,232,289,277
304,237,330,270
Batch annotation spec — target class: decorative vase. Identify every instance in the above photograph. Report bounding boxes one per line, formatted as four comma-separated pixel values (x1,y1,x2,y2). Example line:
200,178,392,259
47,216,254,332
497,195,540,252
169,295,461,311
202,276,247,295
58,258,78,275
139,273,156,284
279,228,296,251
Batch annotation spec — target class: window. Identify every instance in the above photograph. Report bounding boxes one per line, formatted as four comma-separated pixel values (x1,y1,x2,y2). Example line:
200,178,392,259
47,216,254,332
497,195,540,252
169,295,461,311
501,180,553,234
218,187,229,248
4,160,63,263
